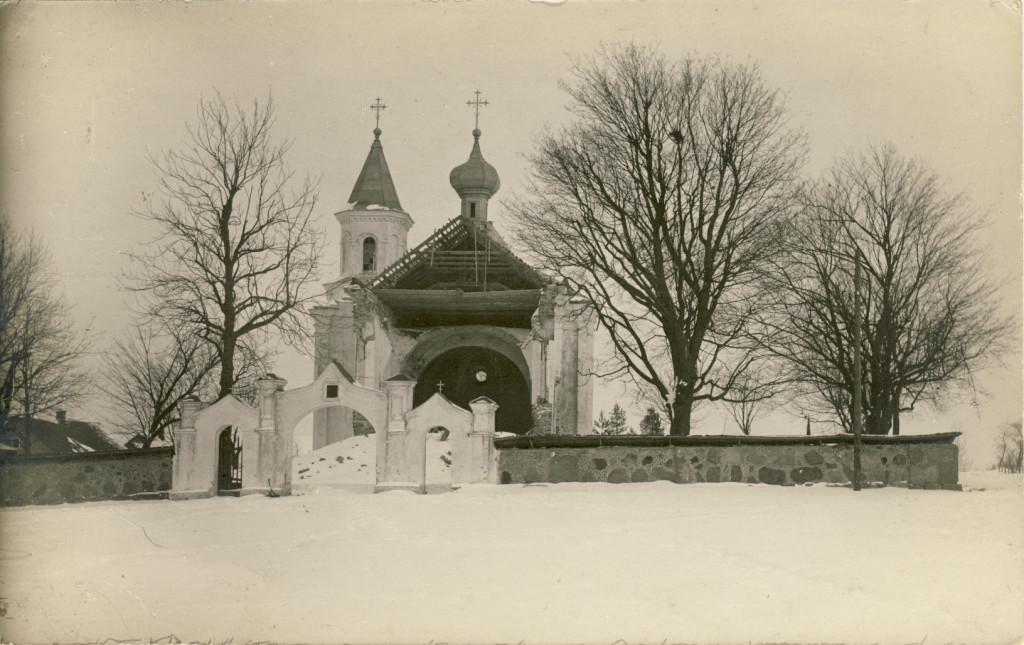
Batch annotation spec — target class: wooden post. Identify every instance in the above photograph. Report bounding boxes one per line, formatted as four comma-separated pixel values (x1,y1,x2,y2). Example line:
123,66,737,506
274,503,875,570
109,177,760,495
852,250,863,492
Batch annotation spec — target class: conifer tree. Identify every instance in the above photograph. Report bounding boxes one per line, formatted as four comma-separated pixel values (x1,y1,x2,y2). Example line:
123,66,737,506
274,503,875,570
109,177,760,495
639,407,664,436
607,403,631,435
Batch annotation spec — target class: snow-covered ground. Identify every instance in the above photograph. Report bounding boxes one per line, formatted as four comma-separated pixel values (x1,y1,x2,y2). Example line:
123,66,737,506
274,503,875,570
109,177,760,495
1,436,1021,644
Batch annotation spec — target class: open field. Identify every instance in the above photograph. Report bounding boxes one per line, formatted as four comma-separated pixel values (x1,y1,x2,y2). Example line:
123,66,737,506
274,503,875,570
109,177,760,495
1,438,1021,645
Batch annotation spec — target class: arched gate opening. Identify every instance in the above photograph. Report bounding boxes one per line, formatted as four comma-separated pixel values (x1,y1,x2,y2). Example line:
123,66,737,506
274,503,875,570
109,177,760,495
414,346,530,434
216,426,242,495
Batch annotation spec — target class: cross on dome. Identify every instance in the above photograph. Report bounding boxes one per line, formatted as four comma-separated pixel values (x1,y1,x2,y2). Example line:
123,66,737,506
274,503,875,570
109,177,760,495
370,97,387,135
466,90,489,131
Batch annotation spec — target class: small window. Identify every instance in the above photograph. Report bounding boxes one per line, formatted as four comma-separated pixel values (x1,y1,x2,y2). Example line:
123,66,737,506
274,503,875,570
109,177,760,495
362,237,377,272
326,384,339,399
469,202,477,218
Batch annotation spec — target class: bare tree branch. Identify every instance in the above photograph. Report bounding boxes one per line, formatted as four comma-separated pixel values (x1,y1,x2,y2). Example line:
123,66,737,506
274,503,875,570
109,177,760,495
129,92,323,399
101,322,217,448
0,214,90,446
509,45,805,434
766,145,1013,434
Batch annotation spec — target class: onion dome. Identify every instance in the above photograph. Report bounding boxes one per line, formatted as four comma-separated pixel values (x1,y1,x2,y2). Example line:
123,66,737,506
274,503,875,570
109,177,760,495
449,129,500,198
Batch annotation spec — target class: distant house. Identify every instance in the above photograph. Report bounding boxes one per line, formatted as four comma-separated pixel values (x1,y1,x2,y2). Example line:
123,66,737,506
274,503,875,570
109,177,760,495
0,410,122,456
123,432,173,450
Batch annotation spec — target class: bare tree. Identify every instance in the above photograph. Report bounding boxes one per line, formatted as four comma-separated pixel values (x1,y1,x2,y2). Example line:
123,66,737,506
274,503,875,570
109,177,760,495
131,93,321,400
0,217,41,419
101,323,217,448
768,146,1010,434
995,421,1022,474
0,215,89,443
725,373,774,435
101,321,271,448
510,44,805,435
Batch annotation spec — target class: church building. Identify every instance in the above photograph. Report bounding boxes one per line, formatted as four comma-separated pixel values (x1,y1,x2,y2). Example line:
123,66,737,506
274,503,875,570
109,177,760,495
310,100,594,448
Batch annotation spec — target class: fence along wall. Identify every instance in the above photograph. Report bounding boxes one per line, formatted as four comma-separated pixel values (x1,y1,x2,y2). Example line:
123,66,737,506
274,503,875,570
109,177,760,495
495,434,960,490
0,447,173,507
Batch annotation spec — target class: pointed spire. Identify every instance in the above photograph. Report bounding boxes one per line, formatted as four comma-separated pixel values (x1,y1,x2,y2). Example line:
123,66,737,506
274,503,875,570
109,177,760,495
348,127,403,211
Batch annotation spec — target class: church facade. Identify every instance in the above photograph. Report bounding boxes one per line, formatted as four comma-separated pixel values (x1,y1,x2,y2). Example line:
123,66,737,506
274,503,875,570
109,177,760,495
310,119,594,449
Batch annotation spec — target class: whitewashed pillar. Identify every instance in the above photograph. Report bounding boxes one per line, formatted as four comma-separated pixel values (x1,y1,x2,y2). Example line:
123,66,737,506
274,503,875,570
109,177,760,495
465,396,499,485
170,398,203,499
556,316,579,435
576,308,596,435
378,375,416,489
256,376,288,493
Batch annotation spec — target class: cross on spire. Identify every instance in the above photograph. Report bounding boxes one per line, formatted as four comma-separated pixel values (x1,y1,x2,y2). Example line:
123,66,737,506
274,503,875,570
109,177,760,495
436,380,445,394
370,97,387,130
466,90,489,130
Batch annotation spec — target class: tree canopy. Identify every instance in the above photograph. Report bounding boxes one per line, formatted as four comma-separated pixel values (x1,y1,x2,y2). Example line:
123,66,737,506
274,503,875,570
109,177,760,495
511,44,805,435
132,93,322,400
0,215,88,443
767,145,1009,434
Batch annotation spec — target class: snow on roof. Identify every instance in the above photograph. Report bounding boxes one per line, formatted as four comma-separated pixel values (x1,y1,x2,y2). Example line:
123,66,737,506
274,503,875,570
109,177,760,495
67,437,94,453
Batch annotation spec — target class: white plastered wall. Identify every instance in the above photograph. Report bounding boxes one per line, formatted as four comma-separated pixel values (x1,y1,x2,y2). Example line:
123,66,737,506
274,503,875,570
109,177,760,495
170,395,259,500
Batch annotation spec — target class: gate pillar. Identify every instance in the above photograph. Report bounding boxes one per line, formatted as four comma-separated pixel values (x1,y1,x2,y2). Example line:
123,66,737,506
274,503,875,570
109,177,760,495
256,375,288,494
378,374,416,487
459,397,499,486
170,397,204,499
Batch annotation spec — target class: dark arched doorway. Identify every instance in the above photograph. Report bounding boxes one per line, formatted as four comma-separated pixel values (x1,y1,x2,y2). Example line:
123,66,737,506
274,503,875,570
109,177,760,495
414,346,531,434
217,426,242,495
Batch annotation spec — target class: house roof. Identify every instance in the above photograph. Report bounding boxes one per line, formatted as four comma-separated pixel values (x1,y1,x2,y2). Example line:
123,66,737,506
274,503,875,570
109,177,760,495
347,129,404,211
5,418,123,455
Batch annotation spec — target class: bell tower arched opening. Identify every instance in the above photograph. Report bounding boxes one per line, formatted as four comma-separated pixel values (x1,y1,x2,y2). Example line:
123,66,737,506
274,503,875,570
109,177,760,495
362,236,377,272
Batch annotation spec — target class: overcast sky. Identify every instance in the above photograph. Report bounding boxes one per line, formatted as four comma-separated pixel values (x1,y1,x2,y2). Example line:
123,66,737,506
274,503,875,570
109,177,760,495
1,0,1020,459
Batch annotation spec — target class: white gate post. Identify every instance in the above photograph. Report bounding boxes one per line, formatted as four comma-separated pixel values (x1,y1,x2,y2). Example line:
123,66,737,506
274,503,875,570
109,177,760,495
170,397,204,499
378,374,416,492
257,375,288,494
466,396,499,485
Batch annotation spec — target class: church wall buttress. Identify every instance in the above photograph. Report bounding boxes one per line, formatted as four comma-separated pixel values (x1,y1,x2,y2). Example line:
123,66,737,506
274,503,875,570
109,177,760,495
576,313,596,436
523,338,544,404
555,316,579,435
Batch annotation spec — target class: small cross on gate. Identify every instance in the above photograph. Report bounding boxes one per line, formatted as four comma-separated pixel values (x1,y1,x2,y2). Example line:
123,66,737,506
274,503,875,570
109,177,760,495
370,97,387,129
436,380,445,394
466,90,489,130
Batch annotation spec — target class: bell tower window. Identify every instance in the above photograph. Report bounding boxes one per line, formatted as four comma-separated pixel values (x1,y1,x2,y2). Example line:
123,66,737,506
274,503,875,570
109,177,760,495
470,202,477,218
362,237,377,272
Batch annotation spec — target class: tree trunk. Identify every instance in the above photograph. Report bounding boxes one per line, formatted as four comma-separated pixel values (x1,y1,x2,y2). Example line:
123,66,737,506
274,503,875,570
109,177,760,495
219,335,236,400
669,383,694,436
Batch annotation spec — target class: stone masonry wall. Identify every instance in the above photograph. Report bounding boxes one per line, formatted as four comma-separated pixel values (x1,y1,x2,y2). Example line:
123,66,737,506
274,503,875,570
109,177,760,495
498,442,958,489
0,448,174,507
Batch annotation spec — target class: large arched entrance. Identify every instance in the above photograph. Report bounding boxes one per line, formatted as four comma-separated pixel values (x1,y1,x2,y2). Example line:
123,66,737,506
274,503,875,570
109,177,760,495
414,346,530,434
